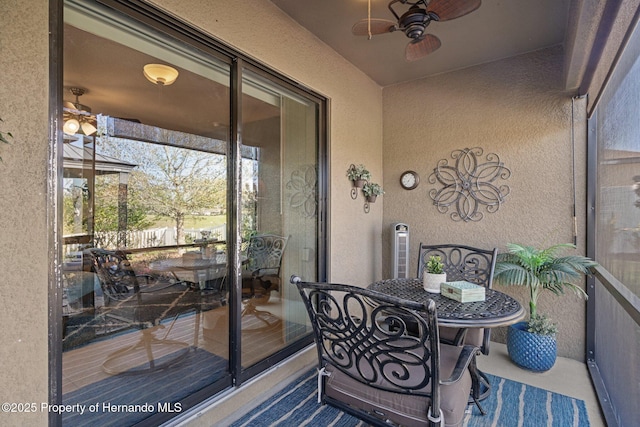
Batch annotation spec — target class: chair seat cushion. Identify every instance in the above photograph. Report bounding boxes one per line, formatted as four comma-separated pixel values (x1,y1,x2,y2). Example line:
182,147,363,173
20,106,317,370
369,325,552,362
105,281,202,324
323,343,471,427
440,326,484,348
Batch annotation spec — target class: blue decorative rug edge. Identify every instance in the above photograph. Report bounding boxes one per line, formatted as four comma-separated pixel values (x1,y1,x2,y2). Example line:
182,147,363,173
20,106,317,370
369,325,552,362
230,369,591,427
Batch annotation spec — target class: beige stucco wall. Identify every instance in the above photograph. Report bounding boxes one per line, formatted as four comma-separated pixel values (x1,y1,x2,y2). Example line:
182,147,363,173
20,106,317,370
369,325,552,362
0,0,383,425
382,45,589,361
0,0,51,425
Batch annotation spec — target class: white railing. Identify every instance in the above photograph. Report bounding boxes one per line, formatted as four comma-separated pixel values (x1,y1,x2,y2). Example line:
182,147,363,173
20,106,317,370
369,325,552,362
93,224,226,250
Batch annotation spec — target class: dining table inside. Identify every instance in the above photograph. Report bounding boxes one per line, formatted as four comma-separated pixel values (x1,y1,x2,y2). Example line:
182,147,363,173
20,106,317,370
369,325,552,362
149,252,229,287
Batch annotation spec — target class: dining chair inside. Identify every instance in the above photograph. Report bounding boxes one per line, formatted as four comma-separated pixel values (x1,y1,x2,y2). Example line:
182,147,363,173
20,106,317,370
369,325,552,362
241,234,288,330
87,248,220,374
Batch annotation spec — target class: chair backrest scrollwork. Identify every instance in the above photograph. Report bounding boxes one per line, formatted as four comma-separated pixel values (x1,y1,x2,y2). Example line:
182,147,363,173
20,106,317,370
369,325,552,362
88,248,139,305
246,234,289,277
293,277,441,399
417,243,498,354
417,243,497,288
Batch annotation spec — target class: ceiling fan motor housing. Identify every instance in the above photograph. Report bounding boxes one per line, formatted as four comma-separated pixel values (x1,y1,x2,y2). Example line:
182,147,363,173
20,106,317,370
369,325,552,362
399,6,434,39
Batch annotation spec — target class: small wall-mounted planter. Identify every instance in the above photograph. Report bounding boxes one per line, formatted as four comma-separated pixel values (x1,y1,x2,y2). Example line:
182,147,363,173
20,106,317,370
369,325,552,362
347,164,382,213
347,164,371,194
353,179,367,189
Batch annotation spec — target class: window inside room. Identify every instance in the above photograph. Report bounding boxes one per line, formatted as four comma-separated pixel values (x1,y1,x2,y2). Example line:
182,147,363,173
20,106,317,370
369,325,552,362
58,1,323,425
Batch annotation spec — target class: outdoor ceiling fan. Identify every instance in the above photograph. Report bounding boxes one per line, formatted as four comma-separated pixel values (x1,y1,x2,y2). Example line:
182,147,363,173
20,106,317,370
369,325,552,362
352,0,481,61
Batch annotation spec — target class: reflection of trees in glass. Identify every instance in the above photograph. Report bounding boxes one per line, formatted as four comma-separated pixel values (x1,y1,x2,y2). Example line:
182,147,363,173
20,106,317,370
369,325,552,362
634,175,640,208
241,159,258,244
98,136,226,246
94,174,150,234
241,183,257,243
63,179,89,235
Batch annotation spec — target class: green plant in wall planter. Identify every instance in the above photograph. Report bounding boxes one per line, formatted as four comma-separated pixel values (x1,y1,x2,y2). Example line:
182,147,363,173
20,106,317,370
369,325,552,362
0,118,12,162
347,164,371,188
493,243,597,371
362,182,383,202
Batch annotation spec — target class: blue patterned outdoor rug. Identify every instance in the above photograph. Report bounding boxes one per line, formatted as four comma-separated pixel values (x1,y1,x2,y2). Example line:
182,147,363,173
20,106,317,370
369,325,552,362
230,369,590,427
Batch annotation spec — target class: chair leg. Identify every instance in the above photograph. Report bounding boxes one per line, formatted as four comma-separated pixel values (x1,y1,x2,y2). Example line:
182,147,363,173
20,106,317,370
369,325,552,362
241,298,282,333
193,308,201,348
468,356,487,416
102,325,190,375
477,369,491,399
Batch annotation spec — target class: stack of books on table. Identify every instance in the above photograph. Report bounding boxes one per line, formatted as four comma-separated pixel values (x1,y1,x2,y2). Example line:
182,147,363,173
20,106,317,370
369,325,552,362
440,281,486,303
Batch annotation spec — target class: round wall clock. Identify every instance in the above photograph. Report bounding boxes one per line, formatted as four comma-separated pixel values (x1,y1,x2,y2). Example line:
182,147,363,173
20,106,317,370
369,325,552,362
400,170,420,190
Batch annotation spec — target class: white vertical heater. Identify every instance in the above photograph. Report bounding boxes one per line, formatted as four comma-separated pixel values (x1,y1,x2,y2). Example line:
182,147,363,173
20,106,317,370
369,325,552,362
391,223,410,279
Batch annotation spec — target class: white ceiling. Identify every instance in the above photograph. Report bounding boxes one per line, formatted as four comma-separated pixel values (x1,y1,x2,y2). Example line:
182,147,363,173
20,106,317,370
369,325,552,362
270,0,571,86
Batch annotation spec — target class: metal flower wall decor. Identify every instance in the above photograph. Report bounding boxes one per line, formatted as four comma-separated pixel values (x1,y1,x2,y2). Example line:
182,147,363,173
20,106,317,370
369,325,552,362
286,164,317,218
428,147,511,222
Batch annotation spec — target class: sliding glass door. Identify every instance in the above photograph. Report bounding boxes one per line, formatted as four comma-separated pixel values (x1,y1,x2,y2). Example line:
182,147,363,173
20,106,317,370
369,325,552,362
57,1,323,425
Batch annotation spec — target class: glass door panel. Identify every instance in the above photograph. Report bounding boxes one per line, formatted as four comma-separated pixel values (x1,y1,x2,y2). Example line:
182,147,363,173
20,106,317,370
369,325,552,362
62,1,231,425
240,69,318,367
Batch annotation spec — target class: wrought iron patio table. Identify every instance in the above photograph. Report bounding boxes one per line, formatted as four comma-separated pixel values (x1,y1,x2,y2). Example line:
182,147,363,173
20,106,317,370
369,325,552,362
368,278,525,328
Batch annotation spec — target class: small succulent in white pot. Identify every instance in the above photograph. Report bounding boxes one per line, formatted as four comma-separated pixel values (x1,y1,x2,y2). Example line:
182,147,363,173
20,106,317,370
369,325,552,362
423,255,446,293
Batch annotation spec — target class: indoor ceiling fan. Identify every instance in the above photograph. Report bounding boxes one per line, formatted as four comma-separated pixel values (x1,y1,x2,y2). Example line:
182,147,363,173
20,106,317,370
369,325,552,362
352,0,481,61
63,87,97,136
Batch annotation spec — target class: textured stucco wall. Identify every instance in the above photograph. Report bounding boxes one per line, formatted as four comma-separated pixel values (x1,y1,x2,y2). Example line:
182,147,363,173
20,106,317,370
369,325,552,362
149,0,384,286
382,46,589,361
0,1,51,425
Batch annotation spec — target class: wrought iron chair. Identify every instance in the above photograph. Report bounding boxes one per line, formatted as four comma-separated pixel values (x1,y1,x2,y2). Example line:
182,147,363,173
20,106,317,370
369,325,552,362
417,243,498,413
292,275,477,427
88,248,222,374
241,234,288,329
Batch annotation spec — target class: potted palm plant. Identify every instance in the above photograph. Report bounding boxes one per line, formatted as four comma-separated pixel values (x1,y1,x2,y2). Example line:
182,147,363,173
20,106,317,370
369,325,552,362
493,243,597,371
346,164,371,188
423,255,446,293
362,182,384,202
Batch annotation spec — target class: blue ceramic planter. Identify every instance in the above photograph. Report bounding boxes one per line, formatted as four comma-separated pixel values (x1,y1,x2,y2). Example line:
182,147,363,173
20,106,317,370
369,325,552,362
507,321,557,372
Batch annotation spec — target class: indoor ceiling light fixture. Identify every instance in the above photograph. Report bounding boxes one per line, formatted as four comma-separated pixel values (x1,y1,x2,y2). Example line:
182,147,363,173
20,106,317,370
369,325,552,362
143,63,179,85
63,87,97,136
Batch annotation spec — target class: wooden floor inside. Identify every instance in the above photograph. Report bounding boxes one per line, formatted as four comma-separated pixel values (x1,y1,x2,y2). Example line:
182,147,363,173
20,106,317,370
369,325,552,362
62,293,305,396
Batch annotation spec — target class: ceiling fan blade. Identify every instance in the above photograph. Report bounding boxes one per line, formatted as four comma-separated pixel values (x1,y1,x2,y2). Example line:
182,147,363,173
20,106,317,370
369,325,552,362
352,18,397,36
426,0,481,21
405,34,441,61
